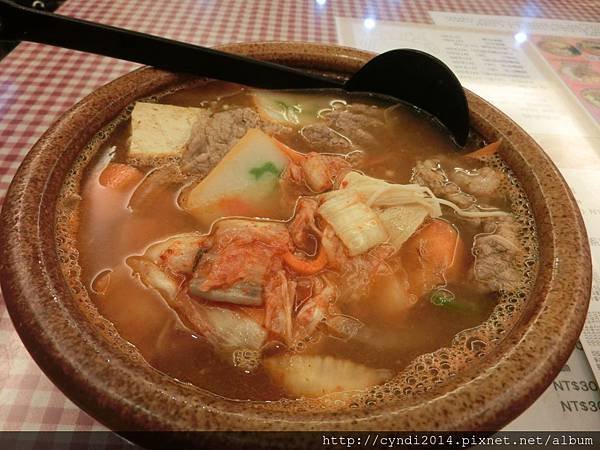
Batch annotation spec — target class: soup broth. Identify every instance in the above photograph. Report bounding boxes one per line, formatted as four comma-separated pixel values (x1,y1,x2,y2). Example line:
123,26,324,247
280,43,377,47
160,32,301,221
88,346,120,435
57,82,537,403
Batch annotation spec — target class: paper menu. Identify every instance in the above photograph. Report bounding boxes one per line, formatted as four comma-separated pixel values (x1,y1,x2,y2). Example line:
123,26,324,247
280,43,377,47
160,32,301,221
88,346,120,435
532,36,600,125
336,16,600,430
560,169,600,267
335,19,599,142
429,13,600,132
429,12,600,38
336,18,600,174
505,344,600,431
561,168,600,384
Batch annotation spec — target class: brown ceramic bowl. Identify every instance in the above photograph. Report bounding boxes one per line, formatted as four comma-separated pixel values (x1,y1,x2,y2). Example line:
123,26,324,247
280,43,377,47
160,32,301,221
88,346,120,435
0,42,591,439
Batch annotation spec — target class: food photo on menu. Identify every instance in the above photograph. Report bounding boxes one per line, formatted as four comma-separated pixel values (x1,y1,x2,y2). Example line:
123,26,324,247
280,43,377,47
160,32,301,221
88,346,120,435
0,1,598,449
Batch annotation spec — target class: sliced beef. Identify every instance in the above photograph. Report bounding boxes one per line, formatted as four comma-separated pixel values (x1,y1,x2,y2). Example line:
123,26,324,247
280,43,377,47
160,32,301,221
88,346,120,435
301,104,387,152
450,166,503,199
411,159,475,208
472,216,523,292
181,107,261,176
324,104,386,148
300,123,352,152
262,120,295,139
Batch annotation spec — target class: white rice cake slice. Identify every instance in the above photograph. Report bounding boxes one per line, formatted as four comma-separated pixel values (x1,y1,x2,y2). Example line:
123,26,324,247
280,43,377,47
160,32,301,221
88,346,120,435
264,354,391,398
129,102,204,158
183,128,290,226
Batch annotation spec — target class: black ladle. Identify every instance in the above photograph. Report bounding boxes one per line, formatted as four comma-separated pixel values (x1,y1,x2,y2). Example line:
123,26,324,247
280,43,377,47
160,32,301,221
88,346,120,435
0,0,469,146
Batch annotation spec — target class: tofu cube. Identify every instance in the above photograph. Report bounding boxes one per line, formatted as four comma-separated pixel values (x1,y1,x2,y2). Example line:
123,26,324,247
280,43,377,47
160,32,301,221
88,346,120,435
129,102,204,158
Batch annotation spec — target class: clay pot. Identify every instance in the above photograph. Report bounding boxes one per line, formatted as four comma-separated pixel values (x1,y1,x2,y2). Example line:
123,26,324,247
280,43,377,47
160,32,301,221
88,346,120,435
0,43,590,442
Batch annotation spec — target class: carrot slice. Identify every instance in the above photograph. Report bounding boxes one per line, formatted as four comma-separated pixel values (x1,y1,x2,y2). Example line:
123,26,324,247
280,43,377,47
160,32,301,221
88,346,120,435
400,219,469,298
283,245,328,275
99,163,144,190
273,138,306,164
465,139,501,160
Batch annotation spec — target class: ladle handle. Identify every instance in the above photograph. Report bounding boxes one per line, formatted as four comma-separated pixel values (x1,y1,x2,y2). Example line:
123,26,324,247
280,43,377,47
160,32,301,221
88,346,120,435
0,0,342,89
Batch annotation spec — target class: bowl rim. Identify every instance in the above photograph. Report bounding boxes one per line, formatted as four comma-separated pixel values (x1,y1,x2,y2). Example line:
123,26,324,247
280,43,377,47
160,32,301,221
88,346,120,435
0,41,591,433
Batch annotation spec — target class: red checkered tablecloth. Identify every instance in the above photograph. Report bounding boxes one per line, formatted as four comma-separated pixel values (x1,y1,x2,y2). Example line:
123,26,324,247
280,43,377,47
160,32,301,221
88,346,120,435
1,0,599,434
